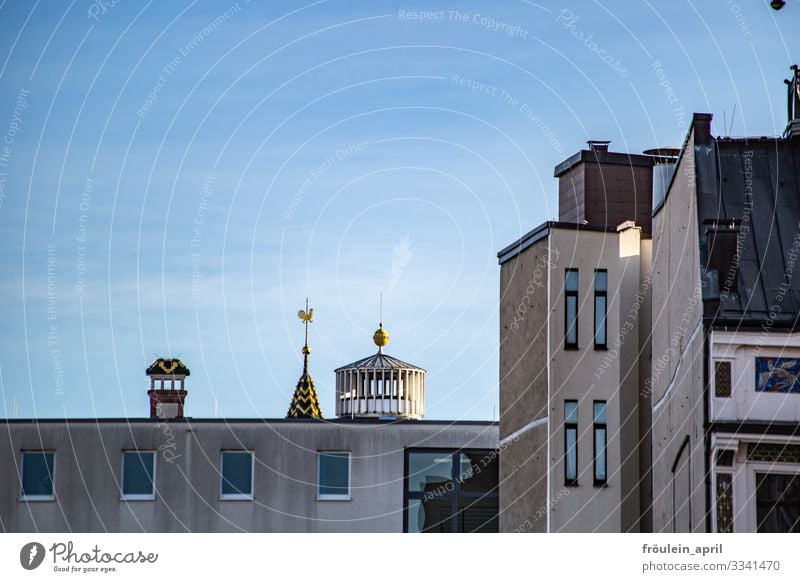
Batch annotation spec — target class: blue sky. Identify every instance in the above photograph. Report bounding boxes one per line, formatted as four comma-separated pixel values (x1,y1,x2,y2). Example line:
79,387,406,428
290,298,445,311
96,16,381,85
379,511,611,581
0,0,798,420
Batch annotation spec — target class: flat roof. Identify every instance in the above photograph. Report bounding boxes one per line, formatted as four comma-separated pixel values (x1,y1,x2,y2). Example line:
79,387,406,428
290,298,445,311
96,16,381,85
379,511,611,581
0,417,498,426
497,221,619,265
553,149,656,177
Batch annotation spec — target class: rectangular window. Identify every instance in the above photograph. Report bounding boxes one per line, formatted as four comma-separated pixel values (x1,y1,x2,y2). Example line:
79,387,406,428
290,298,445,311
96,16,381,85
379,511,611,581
121,451,155,500
318,451,351,500
220,451,254,500
593,401,607,486
20,451,55,500
594,270,607,349
404,449,498,533
565,269,579,349
564,401,578,485
756,473,800,532
715,361,732,397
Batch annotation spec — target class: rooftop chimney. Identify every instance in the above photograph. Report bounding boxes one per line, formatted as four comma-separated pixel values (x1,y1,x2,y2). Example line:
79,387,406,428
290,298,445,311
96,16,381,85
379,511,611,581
555,141,656,235
146,358,190,420
587,140,611,154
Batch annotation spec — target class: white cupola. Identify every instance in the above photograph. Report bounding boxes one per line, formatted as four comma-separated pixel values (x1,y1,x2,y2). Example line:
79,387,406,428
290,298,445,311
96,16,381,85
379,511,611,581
334,323,425,420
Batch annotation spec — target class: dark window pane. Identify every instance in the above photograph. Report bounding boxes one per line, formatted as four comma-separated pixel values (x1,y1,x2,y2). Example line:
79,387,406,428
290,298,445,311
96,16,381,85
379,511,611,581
565,428,577,482
566,296,578,345
565,270,578,292
21,452,54,497
319,452,349,497
594,428,607,483
407,498,453,532
594,402,607,423
564,401,578,424
122,452,154,496
595,296,607,346
457,497,499,532
756,473,800,533
221,452,252,496
407,452,453,494
594,271,607,292
458,452,498,493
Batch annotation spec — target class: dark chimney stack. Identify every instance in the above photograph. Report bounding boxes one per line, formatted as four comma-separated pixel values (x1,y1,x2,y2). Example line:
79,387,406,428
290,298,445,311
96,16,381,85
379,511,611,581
554,141,656,235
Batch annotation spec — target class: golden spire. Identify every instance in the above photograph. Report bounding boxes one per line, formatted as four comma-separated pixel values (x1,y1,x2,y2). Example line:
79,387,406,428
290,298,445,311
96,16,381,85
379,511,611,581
287,298,323,419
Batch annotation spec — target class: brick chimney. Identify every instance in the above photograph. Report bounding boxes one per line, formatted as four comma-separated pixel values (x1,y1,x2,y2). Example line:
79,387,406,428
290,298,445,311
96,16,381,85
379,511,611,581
146,358,190,420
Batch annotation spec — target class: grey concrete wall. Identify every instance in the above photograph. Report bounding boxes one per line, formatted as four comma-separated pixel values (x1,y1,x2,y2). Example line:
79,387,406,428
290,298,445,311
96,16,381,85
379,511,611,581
650,132,707,533
498,237,551,532
637,239,654,532
499,425,548,532
0,419,498,532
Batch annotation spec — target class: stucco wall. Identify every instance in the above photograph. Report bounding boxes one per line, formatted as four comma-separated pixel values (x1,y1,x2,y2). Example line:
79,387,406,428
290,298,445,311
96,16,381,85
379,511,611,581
711,330,800,423
0,419,498,532
547,227,644,532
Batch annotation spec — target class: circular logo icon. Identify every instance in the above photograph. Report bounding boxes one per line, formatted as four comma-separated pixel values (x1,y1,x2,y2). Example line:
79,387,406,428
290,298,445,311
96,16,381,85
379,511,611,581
20,542,46,570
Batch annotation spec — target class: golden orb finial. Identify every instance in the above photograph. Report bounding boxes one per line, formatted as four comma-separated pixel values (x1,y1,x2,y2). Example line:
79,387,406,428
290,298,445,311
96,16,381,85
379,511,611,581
373,324,389,349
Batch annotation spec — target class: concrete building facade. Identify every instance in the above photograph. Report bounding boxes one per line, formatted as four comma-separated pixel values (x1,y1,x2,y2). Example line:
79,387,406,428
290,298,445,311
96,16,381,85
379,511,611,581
651,110,800,533
0,417,497,532
498,142,661,532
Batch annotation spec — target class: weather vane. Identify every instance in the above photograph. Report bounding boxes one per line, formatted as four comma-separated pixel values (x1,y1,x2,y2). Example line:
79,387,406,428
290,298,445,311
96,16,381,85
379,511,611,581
297,298,314,361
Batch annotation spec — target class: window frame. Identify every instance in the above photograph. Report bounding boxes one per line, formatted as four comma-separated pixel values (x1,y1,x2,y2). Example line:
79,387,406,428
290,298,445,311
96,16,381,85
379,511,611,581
120,450,157,501
565,269,579,349
403,448,499,533
748,464,800,533
593,401,608,486
19,450,56,501
317,451,352,501
219,450,255,501
564,400,579,486
594,269,608,349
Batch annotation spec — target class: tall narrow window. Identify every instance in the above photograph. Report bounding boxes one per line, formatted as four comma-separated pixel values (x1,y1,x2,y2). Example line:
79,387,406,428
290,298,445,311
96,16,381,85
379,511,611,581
20,451,55,500
121,451,156,500
714,361,732,397
593,401,607,486
564,400,578,486
565,269,579,349
594,270,607,349
220,451,254,500
318,451,351,500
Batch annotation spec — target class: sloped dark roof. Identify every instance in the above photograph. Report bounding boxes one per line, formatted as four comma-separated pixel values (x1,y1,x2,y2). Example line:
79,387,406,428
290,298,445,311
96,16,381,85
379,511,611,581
697,136,800,327
146,358,190,376
334,351,425,372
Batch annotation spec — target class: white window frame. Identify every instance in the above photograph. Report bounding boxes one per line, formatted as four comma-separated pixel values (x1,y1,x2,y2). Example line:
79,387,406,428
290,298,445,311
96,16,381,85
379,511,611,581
317,451,351,501
19,450,56,501
219,450,255,501
120,450,157,501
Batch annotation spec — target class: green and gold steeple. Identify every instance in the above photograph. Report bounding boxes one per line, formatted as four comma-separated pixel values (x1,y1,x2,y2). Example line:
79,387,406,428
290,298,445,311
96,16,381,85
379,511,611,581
286,299,323,419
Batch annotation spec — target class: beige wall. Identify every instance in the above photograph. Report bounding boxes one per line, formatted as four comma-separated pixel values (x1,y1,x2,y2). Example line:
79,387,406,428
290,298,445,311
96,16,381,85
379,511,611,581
547,227,645,532
499,224,651,532
650,131,707,532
